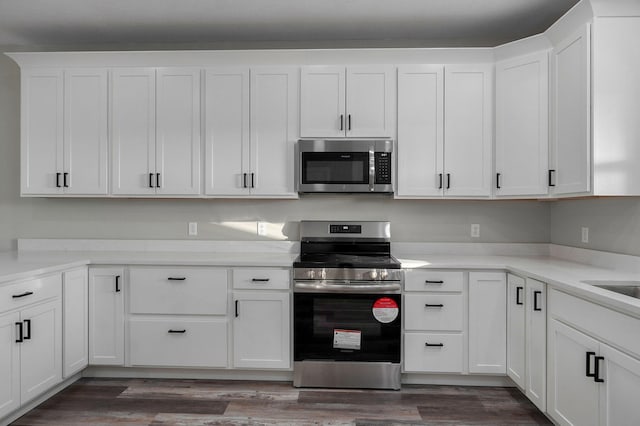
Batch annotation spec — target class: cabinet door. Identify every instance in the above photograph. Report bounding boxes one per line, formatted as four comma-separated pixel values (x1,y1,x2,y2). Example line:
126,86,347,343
300,66,345,138
21,68,64,195
444,64,493,197
156,68,201,196
506,274,526,389
233,292,290,369
204,68,249,196
495,52,549,197
599,343,640,426
20,299,62,404
396,65,444,197
547,318,599,426
0,312,20,419
468,272,506,374
346,66,393,137
250,67,299,197
551,25,591,196
526,278,546,411
111,68,156,195
63,267,88,378
63,69,108,195
88,268,125,365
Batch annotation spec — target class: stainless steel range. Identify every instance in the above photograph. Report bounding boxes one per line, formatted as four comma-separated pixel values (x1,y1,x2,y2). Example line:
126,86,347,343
293,221,403,390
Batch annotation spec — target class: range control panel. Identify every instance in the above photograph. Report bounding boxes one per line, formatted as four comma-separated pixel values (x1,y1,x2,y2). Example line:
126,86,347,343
375,152,392,184
329,224,362,234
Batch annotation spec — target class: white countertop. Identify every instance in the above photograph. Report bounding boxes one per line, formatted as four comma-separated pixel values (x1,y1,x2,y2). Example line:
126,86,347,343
3,241,640,318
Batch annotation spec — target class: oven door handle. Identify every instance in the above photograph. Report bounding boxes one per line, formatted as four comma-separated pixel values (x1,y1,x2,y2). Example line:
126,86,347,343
294,281,402,293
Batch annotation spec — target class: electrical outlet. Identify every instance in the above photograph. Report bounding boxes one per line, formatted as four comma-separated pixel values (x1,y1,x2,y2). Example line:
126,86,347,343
257,221,267,236
581,227,589,243
471,224,480,238
188,222,198,236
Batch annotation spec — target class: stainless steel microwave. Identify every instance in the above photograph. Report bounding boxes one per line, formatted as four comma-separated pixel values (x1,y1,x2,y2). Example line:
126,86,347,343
295,139,394,193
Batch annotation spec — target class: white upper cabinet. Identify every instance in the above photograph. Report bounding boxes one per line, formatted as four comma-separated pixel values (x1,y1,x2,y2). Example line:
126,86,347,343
396,65,444,197
205,67,298,197
496,51,549,197
21,68,108,195
444,65,493,197
300,65,392,138
112,67,201,196
550,25,591,196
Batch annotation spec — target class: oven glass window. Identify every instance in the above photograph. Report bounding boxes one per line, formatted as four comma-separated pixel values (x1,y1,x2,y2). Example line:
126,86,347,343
302,152,369,184
294,293,401,363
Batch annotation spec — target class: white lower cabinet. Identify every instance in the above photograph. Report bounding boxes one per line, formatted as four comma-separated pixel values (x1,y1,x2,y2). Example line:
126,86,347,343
468,272,506,374
0,274,62,419
548,289,640,426
62,267,88,378
89,267,125,365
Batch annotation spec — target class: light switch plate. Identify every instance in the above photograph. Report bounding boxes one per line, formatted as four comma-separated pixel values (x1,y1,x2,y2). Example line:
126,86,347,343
471,224,480,238
188,222,198,236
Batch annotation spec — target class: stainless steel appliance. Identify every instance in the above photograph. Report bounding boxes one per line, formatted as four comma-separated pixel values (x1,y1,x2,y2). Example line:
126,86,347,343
295,139,394,193
293,220,403,390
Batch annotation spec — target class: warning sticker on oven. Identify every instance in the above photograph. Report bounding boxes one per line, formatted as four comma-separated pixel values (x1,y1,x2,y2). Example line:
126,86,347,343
372,297,399,323
333,329,362,350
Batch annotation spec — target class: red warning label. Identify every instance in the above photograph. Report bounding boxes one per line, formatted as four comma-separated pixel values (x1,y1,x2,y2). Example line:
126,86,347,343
372,297,399,323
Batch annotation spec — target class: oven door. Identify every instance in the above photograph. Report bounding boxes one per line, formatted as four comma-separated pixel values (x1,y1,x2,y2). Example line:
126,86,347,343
294,292,401,363
298,151,371,192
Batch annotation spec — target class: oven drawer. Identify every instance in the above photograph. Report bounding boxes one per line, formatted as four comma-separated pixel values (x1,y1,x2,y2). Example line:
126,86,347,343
129,318,228,368
404,332,464,373
233,268,290,290
404,270,464,292
0,273,62,313
404,294,464,331
129,267,227,315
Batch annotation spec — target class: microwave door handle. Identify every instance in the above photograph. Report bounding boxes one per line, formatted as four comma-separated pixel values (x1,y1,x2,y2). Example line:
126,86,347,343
369,149,375,192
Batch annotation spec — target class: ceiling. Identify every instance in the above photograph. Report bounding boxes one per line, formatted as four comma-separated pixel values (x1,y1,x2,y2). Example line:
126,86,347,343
0,0,581,49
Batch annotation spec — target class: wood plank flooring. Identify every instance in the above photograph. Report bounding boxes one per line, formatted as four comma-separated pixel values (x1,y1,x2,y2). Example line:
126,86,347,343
12,378,553,425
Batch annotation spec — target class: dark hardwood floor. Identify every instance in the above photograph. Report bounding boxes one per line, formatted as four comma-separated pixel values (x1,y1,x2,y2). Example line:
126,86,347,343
12,378,553,425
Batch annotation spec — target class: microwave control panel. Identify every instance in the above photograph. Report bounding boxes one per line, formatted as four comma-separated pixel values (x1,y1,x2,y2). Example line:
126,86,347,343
374,152,392,184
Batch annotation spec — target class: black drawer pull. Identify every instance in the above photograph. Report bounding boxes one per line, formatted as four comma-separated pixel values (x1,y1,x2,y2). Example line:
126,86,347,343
425,280,444,284
425,303,444,308
594,356,605,383
168,329,186,334
15,322,23,343
533,290,542,311
115,275,121,293
586,351,596,377
12,291,34,299
23,319,31,340
235,300,239,317
167,277,186,281
251,278,270,282
425,342,444,347
516,286,523,305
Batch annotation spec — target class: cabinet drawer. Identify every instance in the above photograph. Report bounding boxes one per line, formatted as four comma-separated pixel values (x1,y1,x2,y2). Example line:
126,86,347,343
404,270,464,292
129,318,228,368
129,267,227,315
404,294,464,331
0,273,62,313
233,268,290,290
404,332,464,373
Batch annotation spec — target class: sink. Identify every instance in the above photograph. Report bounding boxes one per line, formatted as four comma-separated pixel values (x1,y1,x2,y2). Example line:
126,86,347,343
582,280,640,300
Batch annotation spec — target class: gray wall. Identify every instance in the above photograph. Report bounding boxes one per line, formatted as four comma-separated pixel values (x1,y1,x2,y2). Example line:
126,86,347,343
0,47,553,250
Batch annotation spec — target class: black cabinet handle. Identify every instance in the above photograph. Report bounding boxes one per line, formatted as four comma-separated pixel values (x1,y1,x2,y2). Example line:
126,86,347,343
243,173,248,188
548,169,556,187
23,319,31,340
63,172,69,188
446,173,451,189
586,351,596,377
168,329,186,334
149,173,154,188
425,342,444,347
340,114,344,131
167,277,186,281
533,290,542,311
496,173,501,189
251,173,255,188
115,275,121,293
425,303,444,308
56,172,62,188
251,278,270,282
156,173,161,188
12,291,34,299
348,114,352,131
594,356,605,383
235,300,239,317
15,322,23,343
438,173,443,189
425,280,444,285
516,286,523,305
